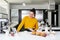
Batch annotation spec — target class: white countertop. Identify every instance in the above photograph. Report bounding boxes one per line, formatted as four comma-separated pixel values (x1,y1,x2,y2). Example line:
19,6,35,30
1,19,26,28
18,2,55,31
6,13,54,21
0,31,60,40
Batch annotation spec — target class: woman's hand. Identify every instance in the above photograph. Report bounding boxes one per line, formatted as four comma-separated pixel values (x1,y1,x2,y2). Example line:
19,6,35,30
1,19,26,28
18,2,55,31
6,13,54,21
16,31,19,33
32,30,36,35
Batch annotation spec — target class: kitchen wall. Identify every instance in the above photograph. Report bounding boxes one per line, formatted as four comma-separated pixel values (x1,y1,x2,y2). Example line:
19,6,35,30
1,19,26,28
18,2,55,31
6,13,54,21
10,3,49,9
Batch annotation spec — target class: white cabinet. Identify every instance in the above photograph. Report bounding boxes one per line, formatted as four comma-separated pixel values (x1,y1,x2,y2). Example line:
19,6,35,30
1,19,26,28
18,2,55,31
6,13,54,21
0,14,2,18
0,6,6,13
0,13,8,19
11,9,18,23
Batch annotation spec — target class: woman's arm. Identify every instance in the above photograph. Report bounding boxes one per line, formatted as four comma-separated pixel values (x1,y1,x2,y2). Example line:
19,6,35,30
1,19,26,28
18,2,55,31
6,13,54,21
17,17,26,32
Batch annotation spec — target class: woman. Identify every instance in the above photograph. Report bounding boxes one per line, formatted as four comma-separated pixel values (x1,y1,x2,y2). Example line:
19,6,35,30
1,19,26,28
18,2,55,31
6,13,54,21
17,8,38,32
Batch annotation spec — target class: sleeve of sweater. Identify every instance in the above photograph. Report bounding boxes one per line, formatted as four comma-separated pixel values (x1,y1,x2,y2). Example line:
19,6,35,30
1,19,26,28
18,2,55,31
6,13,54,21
17,16,26,32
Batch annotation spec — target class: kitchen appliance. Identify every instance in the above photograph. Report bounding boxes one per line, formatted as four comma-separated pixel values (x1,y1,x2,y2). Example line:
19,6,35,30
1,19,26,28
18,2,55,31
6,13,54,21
0,19,8,33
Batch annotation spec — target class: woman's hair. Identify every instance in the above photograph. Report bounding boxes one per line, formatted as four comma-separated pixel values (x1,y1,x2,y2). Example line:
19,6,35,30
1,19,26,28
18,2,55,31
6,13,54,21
30,8,36,16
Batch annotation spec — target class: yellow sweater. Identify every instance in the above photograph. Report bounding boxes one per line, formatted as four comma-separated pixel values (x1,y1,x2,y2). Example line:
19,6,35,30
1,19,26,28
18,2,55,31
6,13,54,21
17,16,38,32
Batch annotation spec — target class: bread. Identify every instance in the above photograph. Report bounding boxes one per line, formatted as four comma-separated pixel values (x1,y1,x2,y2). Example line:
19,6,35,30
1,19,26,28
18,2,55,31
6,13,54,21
36,32,47,37
32,31,47,37
36,32,41,36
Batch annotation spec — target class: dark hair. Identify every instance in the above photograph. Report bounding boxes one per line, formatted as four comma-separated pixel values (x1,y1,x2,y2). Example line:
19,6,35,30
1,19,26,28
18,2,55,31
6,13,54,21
30,8,36,16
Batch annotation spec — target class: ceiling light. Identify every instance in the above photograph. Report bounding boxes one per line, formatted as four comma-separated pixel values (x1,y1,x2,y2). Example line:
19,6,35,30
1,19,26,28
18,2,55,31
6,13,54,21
22,3,26,6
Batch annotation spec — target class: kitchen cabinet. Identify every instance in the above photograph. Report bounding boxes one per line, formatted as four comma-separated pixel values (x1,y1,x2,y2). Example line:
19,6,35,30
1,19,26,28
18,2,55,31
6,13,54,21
0,6,6,14
0,13,8,19
11,9,18,24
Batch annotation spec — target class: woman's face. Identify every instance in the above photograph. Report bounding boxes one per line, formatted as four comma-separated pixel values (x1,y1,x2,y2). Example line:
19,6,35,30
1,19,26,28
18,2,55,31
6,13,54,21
29,12,34,18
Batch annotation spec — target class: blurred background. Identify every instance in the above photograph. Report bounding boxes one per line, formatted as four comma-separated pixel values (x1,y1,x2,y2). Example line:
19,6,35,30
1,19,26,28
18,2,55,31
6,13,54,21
0,0,60,31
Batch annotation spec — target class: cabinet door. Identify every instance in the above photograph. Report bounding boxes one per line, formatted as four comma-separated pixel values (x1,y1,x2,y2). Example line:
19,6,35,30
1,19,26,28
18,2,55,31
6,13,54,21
0,6,6,13
51,11,58,27
11,9,18,23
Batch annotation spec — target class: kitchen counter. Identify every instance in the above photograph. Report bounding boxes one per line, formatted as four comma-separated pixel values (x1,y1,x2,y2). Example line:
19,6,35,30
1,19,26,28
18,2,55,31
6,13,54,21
0,31,60,40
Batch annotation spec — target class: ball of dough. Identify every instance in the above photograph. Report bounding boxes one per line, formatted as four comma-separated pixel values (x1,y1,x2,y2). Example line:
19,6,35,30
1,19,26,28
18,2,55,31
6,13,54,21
36,32,47,37
36,32,41,36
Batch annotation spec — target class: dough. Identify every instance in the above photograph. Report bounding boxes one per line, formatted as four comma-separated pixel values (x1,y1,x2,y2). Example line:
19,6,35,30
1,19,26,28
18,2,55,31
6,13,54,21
36,32,47,37
32,31,36,35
